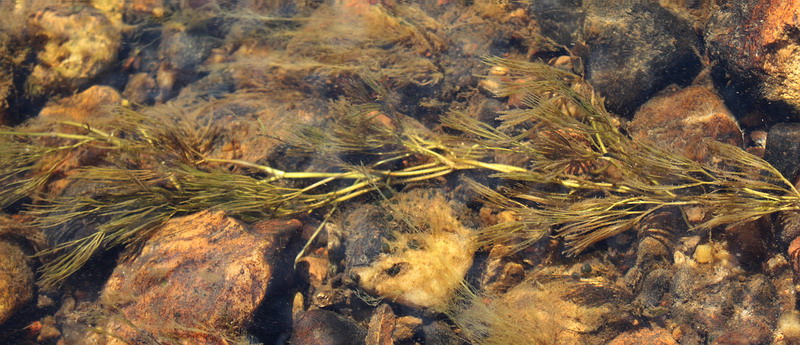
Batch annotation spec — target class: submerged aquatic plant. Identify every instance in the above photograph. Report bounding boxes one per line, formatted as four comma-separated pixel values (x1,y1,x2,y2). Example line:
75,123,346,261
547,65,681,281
2,57,798,288
459,57,800,255
0,84,521,287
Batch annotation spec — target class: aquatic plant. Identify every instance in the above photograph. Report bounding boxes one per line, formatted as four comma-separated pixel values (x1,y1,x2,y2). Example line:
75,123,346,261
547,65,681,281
461,58,800,256
2,57,798,288
0,81,520,288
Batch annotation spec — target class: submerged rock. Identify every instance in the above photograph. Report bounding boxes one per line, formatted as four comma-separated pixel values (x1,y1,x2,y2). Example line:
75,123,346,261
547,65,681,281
607,326,677,345
528,0,583,47
365,303,395,345
706,0,800,119
480,243,525,295
26,5,121,96
38,85,122,122
291,308,366,345
628,85,743,163
342,188,474,311
86,211,299,345
154,23,222,102
0,240,34,325
765,123,800,182
0,216,45,326
658,0,716,34
670,244,779,344
583,0,701,117
122,72,158,105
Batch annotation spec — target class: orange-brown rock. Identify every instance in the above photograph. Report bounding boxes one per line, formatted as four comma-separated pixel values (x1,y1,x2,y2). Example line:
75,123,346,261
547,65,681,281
607,326,678,345
89,211,299,345
127,0,166,17
706,0,800,116
481,243,524,295
39,85,122,122
0,240,34,325
392,315,422,342
789,236,800,274
26,6,121,96
628,85,743,163
365,304,395,345
0,216,43,326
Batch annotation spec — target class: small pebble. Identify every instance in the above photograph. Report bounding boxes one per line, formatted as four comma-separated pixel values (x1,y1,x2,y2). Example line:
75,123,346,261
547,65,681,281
695,244,714,264
779,311,800,342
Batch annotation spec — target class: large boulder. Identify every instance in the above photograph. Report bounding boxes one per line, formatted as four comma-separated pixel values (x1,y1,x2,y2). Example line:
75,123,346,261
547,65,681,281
583,0,701,117
85,211,299,345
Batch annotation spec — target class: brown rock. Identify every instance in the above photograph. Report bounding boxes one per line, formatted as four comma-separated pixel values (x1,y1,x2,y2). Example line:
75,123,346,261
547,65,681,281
724,217,771,270
0,240,34,325
91,210,299,344
481,244,525,295
659,0,716,33
126,0,167,17
780,210,800,243
706,0,800,116
628,85,743,163
607,326,678,345
26,6,121,96
392,316,422,342
39,85,122,122
789,236,800,274
122,72,157,105
0,216,43,326
36,316,61,343
365,304,395,345
297,254,330,286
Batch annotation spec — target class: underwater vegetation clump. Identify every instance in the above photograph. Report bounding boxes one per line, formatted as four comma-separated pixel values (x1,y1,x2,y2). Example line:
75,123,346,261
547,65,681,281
1,57,799,290
461,58,800,256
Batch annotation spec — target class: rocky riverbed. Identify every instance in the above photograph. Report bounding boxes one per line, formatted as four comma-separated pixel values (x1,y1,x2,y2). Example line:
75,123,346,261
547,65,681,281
3,1,800,344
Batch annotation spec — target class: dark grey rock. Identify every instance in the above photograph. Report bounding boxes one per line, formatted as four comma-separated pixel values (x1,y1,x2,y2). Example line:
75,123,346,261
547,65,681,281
423,320,466,345
159,29,220,72
291,309,366,345
341,204,392,270
764,123,800,182
634,269,671,310
583,0,701,117
529,0,584,47
177,69,235,99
